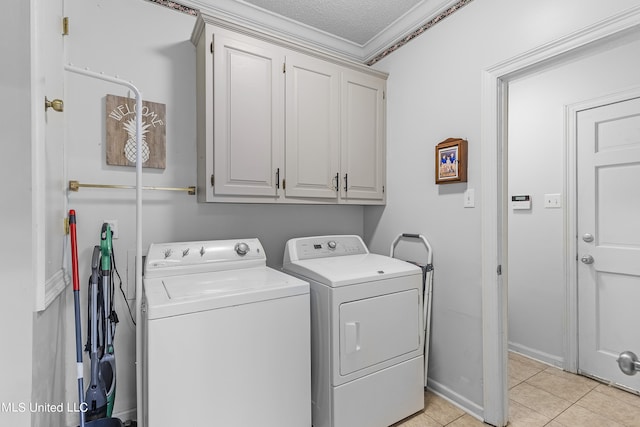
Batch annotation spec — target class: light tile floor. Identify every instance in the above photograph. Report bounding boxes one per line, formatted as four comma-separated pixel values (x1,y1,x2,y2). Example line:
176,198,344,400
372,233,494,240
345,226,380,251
393,352,640,426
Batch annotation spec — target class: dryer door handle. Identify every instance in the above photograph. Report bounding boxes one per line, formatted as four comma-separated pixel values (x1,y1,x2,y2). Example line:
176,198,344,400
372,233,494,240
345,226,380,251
345,321,361,354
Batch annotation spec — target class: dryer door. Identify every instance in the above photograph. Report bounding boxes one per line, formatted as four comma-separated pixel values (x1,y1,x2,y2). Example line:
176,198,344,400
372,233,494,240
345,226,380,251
339,289,420,376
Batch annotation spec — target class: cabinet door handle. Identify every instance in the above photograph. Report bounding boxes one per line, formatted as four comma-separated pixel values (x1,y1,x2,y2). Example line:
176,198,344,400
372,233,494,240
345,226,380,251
344,173,348,192
333,172,339,191
276,168,280,190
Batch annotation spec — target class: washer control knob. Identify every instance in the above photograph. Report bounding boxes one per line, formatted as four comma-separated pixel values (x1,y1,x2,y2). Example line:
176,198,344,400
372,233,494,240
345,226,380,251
182,248,190,257
235,242,250,256
163,249,172,259
327,240,337,250
200,246,206,257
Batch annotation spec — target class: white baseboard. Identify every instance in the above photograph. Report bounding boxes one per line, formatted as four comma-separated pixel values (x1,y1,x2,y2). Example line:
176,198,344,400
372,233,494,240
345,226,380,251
508,342,564,368
426,378,484,422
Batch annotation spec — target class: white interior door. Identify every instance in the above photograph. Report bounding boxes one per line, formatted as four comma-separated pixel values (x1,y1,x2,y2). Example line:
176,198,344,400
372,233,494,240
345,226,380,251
577,96,640,391
34,0,66,310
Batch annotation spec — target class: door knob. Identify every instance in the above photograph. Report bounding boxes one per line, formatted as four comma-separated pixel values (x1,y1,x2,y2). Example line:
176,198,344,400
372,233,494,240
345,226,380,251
617,351,640,376
582,233,594,243
45,97,64,112
580,254,594,264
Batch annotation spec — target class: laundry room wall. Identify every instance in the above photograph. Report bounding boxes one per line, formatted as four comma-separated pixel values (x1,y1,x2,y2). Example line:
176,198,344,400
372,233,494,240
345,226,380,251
0,0,35,426
364,0,640,417
60,0,363,425
507,31,640,367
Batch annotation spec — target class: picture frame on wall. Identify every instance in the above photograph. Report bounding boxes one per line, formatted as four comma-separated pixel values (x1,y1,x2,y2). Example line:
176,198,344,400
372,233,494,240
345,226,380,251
435,137,468,184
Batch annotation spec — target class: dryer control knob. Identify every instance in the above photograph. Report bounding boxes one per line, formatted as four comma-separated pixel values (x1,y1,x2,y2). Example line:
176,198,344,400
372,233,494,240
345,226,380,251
235,242,250,256
327,240,337,250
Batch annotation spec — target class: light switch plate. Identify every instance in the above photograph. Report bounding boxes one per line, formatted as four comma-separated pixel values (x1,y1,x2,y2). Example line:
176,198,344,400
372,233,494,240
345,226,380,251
464,189,475,208
544,194,562,208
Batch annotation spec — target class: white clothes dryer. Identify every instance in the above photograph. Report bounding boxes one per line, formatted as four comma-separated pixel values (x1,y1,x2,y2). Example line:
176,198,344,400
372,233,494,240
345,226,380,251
143,238,311,427
283,235,424,427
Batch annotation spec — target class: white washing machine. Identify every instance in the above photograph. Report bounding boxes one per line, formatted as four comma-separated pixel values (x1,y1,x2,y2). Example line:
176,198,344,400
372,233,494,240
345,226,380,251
143,238,311,427
283,235,424,427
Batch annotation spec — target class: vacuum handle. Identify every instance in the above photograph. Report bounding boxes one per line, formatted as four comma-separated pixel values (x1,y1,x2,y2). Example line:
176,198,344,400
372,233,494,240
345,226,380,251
69,210,80,292
101,223,112,272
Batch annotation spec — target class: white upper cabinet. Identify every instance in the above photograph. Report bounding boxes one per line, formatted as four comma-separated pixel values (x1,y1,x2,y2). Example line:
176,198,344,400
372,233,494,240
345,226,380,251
212,34,284,198
341,71,386,201
285,53,341,200
192,13,387,204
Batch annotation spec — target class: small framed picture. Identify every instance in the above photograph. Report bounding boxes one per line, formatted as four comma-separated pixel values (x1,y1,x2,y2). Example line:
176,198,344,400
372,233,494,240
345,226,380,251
435,138,467,184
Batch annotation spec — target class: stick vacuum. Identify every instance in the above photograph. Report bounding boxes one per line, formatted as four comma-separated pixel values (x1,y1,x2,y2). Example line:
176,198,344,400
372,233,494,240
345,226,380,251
85,245,108,421
100,223,117,417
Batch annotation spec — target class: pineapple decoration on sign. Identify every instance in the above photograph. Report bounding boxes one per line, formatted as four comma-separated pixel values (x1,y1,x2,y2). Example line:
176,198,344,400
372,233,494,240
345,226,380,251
123,118,152,164
106,94,166,169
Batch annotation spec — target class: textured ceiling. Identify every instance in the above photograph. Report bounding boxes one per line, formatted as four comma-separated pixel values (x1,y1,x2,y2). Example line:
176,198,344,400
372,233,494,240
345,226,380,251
178,0,471,63
241,0,424,45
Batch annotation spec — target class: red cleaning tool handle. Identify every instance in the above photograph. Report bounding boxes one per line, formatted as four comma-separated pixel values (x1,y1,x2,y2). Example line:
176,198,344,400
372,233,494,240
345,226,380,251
69,210,80,292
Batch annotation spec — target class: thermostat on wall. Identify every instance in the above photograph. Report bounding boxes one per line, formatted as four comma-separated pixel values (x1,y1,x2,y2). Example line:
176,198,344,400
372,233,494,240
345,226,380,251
511,195,531,210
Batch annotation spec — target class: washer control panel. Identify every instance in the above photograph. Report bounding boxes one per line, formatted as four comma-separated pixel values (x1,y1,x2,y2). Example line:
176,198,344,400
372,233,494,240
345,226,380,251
145,238,265,278
285,235,368,261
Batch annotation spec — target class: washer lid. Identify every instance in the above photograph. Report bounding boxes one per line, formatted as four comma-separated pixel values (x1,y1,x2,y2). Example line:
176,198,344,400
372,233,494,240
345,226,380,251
144,267,309,319
283,253,421,287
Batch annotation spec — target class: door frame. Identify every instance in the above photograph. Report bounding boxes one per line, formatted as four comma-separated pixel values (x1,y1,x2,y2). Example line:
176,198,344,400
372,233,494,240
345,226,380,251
480,6,640,426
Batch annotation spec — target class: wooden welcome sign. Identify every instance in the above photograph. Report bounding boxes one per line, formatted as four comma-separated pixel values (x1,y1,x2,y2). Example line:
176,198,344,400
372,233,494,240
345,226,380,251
106,94,166,169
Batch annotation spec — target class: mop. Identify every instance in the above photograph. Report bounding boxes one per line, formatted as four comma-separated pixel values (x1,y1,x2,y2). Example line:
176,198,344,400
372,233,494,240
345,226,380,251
69,210,87,427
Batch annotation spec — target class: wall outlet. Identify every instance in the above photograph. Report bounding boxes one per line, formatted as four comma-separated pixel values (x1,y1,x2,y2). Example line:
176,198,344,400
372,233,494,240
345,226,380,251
544,194,562,209
104,219,119,239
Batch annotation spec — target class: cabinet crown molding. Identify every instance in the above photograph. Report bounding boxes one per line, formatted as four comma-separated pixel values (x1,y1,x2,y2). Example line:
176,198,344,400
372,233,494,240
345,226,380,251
191,12,388,80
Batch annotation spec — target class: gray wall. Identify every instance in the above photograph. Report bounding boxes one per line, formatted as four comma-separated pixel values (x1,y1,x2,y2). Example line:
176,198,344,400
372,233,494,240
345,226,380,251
365,0,640,416
0,1,35,426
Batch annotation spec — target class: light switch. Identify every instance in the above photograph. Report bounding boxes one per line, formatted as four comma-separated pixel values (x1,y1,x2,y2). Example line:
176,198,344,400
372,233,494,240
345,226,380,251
464,189,475,208
544,194,562,208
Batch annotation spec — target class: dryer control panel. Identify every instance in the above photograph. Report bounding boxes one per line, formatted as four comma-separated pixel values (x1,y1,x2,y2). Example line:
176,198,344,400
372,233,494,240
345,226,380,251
284,235,368,261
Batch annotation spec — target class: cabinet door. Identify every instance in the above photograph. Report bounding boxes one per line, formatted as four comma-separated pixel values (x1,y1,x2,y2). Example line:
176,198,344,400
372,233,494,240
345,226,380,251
213,35,283,197
341,71,386,201
285,53,341,199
